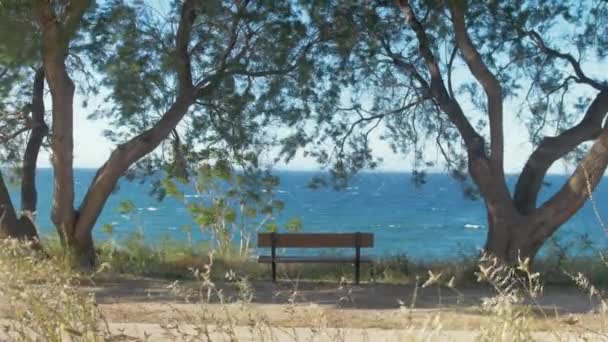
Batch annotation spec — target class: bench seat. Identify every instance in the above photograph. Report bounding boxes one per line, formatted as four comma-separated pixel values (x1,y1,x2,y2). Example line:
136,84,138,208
258,255,373,264
257,232,374,284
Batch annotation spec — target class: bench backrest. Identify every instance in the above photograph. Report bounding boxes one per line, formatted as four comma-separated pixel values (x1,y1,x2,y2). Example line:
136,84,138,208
258,233,374,248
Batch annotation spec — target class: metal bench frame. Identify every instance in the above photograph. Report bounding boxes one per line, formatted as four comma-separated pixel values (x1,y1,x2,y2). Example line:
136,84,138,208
257,232,374,284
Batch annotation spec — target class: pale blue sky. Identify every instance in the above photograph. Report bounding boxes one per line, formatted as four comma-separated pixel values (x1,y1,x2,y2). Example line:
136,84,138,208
34,92,566,174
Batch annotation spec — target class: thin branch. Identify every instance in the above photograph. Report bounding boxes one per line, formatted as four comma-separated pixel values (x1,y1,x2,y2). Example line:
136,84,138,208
396,0,483,153
447,45,458,99
526,30,607,91
0,126,30,144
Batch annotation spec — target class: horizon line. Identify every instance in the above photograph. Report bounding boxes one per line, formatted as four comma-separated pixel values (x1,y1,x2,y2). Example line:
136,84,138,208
28,166,582,176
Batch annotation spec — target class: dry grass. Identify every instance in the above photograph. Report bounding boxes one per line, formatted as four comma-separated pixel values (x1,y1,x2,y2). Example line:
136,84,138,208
2,238,608,341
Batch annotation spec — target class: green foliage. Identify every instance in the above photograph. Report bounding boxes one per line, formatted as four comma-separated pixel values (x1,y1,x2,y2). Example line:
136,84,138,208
117,200,136,215
293,0,608,191
100,223,114,236
164,161,296,256
87,0,328,179
265,222,278,233
285,217,303,233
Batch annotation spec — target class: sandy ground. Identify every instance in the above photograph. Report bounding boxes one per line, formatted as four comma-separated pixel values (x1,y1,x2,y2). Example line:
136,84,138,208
2,277,607,341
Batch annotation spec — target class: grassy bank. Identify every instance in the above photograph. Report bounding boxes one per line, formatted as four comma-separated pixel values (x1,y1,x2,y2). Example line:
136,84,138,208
40,234,608,288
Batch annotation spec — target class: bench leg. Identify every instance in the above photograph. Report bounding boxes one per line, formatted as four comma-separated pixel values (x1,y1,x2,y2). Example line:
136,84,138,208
272,261,277,283
355,246,361,285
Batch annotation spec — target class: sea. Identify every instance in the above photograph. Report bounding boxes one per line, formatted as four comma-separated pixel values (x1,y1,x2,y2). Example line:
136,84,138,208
5,169,608,260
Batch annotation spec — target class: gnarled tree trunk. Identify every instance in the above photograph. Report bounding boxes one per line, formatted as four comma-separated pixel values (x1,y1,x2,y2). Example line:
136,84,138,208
483,210,547,264
33,0,197,267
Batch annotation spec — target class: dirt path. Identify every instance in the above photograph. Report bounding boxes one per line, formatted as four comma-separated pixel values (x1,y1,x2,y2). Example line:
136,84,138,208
83,277,604,330
1,277,606,340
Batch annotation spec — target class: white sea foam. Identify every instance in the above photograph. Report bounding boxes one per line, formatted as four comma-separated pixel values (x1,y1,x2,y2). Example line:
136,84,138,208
464,223,483,230
147,207,159,212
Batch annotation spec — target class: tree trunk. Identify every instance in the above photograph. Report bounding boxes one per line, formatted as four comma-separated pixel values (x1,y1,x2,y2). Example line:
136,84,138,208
0,172,39,243
21,68,48,217
68,224,95,268
483,206,552,264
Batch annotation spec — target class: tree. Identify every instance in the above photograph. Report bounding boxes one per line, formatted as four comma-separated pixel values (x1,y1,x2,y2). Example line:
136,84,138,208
0,2,47,245
0,0,324,266
295,0,608,263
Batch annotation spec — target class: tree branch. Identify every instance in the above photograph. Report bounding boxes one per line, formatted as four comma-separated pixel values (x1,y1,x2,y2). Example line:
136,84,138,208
533,127,608,239
0,126,30,144
449,3,504,172
396,0,482,152
396,0,513,205
526,30,607,91
74,0,200,239
175,0,196,93
21,67,48,215
514,89,608,214
62,0,93,39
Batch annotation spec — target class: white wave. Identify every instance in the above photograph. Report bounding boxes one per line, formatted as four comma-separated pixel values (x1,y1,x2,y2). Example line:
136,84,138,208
168,226,178,231
184,194,200,198
464,223,483,230
147,207,159,212
277,190,288,193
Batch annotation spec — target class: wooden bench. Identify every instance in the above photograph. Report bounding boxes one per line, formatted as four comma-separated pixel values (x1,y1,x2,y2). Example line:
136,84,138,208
257,232,374,284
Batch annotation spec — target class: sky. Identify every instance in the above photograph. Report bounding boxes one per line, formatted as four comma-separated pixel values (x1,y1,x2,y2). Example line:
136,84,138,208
34,93,570,174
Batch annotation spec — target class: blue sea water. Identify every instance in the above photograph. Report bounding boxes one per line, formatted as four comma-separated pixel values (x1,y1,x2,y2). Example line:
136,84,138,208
5,169,608,260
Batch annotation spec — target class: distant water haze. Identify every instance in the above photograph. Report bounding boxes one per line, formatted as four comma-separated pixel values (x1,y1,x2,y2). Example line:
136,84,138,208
6,169,608,260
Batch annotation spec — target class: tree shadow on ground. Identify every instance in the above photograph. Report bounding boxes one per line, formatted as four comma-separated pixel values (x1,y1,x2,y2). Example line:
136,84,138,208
86,277,600,314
